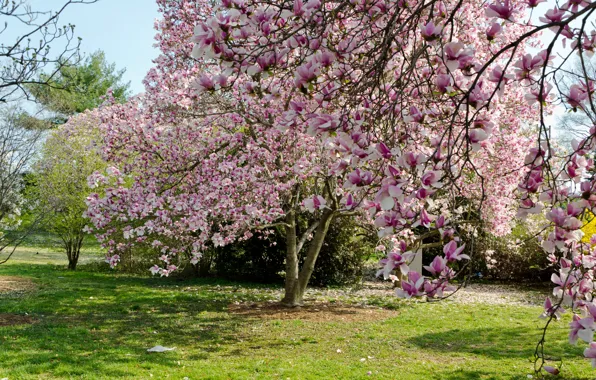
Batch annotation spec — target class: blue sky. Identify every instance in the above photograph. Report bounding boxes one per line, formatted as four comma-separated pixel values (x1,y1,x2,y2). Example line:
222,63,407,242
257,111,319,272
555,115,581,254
26,0,161,95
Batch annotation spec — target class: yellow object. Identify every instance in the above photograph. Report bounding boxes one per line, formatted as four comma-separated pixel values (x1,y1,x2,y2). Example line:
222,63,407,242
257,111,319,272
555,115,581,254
582,211,596,244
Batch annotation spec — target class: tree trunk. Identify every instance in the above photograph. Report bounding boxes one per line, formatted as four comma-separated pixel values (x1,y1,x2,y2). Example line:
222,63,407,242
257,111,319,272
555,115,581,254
281,209,334,307
68,257,77,270
281,210,300,306
198,253,212,277
65,235,83,270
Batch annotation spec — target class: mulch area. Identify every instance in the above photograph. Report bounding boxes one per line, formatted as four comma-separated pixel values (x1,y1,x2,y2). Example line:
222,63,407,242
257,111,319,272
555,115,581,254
0,276,36,293
228,301,398,322
0,313,35,326
0,276,37,326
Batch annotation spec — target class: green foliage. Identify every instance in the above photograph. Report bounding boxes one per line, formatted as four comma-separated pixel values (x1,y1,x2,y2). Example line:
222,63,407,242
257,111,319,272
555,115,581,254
213,217,376,287
27,112,106,269
213,235,287,283
25,51,130,125
470,225,551,282
308,217,377,286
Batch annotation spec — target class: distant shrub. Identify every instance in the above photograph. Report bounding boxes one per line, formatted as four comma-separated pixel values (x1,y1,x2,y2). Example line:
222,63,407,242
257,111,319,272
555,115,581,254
307,217,377,286
213,216,377,287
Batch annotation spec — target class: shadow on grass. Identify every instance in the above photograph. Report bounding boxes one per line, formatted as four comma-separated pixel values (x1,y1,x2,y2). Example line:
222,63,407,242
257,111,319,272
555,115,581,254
409,326,593,379
0,263,266,377
432,369,592,380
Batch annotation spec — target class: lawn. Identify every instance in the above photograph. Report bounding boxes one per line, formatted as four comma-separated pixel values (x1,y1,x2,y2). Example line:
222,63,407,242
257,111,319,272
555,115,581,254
0,251,593,379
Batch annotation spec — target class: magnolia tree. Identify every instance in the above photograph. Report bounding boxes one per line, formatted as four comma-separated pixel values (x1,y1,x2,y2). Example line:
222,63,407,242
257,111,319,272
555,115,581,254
85,0,530,309
84,0,367,306
189,0,535,291
86,93,371,305
184,0,596,375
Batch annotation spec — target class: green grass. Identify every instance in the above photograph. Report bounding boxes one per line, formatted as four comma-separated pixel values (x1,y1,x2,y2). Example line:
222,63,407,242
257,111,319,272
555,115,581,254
0,254,594,379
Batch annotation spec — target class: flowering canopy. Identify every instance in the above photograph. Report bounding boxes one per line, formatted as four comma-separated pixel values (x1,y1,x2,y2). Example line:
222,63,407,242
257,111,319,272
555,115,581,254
85,0,596,374
187,0,596,374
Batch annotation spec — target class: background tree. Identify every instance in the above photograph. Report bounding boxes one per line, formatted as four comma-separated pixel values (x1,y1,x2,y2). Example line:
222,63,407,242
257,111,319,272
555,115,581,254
556,57,596,145
0,0,98,103
25,51,130,125
0,106,44,263
0,0,99,264
28,110,106,270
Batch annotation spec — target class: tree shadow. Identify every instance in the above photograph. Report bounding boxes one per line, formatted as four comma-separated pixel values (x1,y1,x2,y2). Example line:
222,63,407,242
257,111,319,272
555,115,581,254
408,326,594,379
0,264,262,377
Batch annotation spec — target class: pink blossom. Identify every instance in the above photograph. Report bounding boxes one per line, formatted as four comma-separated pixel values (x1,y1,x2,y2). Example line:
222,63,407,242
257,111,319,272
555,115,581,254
443,241,469,262
485,0,515,21
486,23,502,41
540,297,565,320
539,8,567,24
395,271,425,298
585,342,596,367
420,22,442,42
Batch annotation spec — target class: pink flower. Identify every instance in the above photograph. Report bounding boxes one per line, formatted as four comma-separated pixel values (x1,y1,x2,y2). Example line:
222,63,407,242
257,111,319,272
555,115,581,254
194,74,214,92
303,195,327,212
567,84,588,110
562,0,589,12
539,7,567,24
420,21,442,41
395,271,425,298
569,314,595,344
435,74,453,93
486,23,502,40
294,61,319,88
543,366,560,375
469,128,489,151
485,0,515,21
403,106,424,123
414,208,433,228
443,241,469,262
584,342,596,367
443,42,475,72
421,170,443,188
436,215,446,228
540,297,565,320
342,193,355,209
377,250,414,279
307,114,339,135
377,142,392,159
514,53,545,81
398,152,426,169
424,256,447,276
347,169,373,186
525,83,553,105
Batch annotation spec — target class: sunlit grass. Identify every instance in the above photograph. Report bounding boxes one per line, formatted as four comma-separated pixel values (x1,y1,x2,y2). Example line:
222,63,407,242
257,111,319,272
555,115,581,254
0,256,593,379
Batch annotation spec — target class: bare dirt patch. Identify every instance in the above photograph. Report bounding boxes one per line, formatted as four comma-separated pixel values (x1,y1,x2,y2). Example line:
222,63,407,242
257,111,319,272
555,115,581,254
0,276,36,295
0,313,35,326
229,301,398,322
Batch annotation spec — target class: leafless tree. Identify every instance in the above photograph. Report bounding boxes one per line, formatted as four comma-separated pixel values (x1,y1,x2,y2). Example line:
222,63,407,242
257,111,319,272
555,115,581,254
0,0,98,103
0,105,43,263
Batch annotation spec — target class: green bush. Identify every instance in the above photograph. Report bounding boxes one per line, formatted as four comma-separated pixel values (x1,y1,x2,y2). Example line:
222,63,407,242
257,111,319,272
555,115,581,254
213,216,377,287
307,217,377,286
417,220,551,282
213,233,287,283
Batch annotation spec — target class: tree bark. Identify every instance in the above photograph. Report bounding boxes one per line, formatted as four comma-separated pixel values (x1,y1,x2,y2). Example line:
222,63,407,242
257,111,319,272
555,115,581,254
281,209,334,307
281,210,300,306
65,234,83,270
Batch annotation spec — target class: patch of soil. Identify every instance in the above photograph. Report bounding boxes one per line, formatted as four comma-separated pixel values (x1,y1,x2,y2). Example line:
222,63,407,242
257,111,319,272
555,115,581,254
0,313,35,326
228,301,398,322
0,276,35,293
